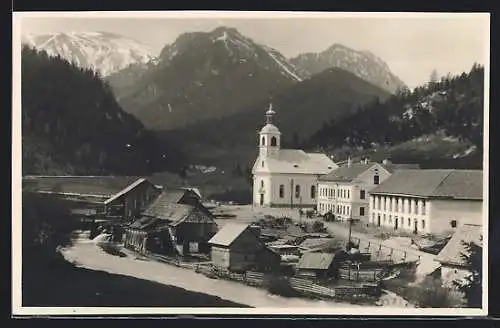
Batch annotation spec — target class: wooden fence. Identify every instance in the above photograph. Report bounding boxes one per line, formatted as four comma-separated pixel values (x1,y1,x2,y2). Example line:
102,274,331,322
289,277,336,298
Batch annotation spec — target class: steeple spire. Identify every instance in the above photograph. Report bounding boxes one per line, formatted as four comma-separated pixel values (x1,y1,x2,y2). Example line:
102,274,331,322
265,103,276,124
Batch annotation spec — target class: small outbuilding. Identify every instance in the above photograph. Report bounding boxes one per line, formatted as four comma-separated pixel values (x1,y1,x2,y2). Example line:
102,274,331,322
208,223,281,273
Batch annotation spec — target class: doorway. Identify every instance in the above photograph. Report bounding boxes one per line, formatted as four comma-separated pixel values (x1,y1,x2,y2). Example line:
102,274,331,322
259,193,264,206
394,218,398,230
377,215,381,227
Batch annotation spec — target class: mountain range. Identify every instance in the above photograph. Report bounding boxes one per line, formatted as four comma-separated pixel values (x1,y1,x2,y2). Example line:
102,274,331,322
22,27,406,132
21,31,156,77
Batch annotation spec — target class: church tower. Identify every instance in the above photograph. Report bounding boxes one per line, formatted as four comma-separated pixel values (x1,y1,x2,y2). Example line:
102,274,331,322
259,103,281,158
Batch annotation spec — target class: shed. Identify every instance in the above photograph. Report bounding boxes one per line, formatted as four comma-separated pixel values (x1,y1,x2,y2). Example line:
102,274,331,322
295,252,336,279
208,223,281,273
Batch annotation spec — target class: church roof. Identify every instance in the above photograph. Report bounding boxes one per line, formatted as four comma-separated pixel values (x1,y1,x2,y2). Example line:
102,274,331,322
260,123,281,134
256,149,337,175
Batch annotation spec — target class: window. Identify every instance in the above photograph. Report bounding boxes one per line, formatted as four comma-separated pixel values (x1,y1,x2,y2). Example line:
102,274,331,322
279,185,284,198
378,196,381,210
451,220,457,228
383,197,386,211
311,185,316,199
261,161,265,167
422,220,426,229
260,180,264,188
261,136,266,146
271,136,277,146
360,207,365,216
347,190,350,199
383,214,386,223
374,174,380,185
413,200,418,214
422,200,426,215
295,185,301,198
408,218,411,226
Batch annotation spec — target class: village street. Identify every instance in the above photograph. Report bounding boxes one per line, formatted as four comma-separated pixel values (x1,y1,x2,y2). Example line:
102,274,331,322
61,233,411,308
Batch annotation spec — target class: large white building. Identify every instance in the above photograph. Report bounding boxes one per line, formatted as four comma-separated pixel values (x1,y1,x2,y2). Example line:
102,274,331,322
252,105,337,208
369,169,483,235
316,160,419,222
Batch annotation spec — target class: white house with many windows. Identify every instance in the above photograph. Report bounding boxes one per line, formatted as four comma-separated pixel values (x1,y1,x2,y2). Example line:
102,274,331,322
369,169,483,235
316,160,418,222
252,105,337,208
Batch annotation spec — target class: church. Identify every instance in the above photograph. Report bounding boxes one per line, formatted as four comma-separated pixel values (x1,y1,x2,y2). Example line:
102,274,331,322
252,105,338,208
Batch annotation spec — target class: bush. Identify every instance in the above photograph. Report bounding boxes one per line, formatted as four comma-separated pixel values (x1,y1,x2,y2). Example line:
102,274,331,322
264,276,299,298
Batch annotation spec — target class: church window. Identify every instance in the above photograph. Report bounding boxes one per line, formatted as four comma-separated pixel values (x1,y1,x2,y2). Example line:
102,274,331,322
295,185,301,198
310,185,316,199
261,136,266,146
271,136,277,146
279,185,284,198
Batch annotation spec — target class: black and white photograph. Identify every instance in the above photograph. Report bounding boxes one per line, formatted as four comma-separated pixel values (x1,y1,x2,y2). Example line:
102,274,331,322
12,11,489,316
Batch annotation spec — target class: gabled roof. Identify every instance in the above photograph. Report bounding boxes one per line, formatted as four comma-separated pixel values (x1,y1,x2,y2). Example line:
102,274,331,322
143,189,195,216
22,175,143,198
144,202,215,227
370,169,483,200
296,252,335,270
208,223,254,247
254,149,337,175
435,224,483,267
319,163,376,182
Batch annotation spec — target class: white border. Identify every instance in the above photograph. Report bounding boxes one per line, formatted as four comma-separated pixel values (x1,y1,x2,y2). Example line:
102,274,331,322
11,11,490,317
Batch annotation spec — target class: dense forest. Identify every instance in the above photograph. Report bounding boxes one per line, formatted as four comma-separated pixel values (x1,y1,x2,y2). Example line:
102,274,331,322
21,46,185,176
304,64,484,167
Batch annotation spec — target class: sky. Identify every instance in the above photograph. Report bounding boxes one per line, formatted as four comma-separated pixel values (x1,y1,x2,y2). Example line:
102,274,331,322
17,12,490,88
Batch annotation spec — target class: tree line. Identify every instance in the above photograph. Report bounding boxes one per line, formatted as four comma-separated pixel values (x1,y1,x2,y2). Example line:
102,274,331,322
21,46,186,176
304,64,484,154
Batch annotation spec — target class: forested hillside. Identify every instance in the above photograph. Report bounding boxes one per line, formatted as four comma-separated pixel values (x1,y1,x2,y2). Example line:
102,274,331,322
21,46,185,176
305,64,484,168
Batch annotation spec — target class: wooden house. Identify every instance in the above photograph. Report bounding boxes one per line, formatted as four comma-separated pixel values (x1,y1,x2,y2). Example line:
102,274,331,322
208,223,281,273
124,202,218,256
295,252,337,279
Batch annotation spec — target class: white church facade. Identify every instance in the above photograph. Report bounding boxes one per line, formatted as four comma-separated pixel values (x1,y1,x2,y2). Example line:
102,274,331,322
252,105,338,208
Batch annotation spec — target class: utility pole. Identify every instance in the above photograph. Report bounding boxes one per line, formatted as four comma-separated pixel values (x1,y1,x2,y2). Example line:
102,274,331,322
347,215,353,250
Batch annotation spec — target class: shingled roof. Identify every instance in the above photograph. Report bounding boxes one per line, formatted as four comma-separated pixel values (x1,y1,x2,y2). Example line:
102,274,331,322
208,223,255,247
296,252,335,270
370,169,483,200
23,175,143,198
435,224,483,267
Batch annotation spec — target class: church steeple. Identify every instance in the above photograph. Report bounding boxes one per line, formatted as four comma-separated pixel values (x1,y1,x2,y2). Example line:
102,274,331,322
259,103,281,158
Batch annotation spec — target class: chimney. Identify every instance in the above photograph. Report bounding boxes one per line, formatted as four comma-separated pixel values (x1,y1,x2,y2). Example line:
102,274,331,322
382,158,392,165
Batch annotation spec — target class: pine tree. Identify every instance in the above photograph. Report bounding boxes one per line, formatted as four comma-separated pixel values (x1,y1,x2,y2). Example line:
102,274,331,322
453,241,482,308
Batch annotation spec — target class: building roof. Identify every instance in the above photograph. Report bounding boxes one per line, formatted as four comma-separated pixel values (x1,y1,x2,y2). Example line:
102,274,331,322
256,149,337,175
296,252,336,270
370,169,483,200
435,224,483,266
208,223,253,247
22,175,143,198
319,163,375,182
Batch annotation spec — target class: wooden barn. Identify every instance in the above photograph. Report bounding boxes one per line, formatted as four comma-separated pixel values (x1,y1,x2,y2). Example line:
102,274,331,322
22,175,161,223
124,191,218,256
208,223,281,273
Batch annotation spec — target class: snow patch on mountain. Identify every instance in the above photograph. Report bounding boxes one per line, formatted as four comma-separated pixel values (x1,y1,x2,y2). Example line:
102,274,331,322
22,31,157,76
